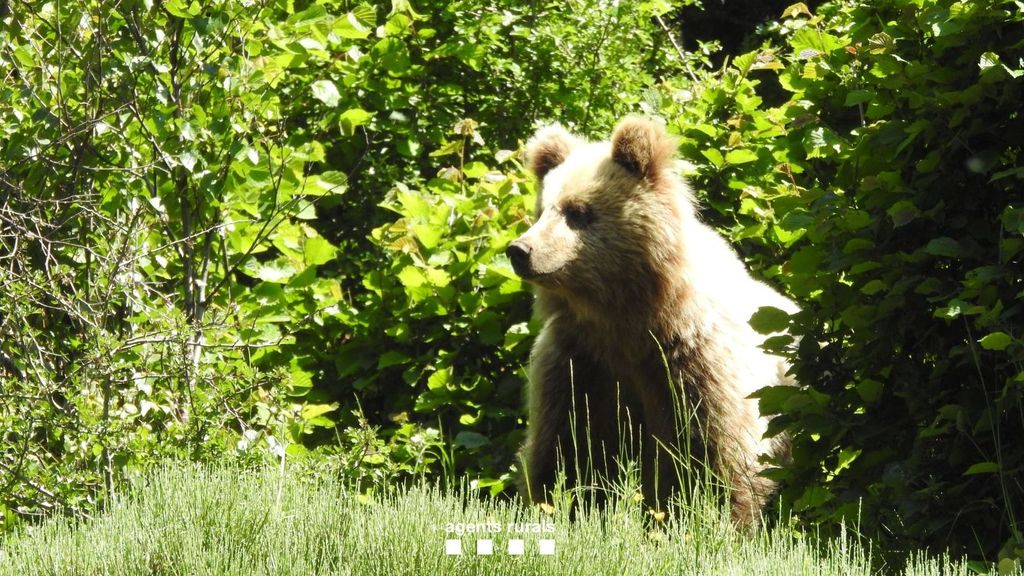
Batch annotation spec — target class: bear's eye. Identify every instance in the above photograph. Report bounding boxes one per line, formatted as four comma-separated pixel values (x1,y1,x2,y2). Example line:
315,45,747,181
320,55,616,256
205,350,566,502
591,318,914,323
562,202,594,229
564,204,594,228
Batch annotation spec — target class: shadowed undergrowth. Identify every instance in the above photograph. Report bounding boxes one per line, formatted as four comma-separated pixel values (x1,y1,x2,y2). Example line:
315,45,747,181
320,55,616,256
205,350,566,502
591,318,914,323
0,464,969,576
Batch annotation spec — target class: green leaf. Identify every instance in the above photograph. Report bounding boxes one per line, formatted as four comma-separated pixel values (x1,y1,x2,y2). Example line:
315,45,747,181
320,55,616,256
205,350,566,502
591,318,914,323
372,38,411,74
794,486,833,511
454,431,489,449
397,266,426,288
429,140,463,158
287,4,329,28
835,448,861,473
791,27,842,57
788,246,824,274
494,149,516,164
334,12,372,39
860,279,887,295
781,3,812,18
701,148,725,168
412,223,443,249
840,304,875,330
12,45,34,68
292,141,326,163
917,151,942,173
397,138,422,157
935,298,981,320
844,90,873,106
301,403,338,421
377,351,409,369
388,0,422,20
843,238,875,254
805,126,842,159
840,210,871,230
303,236,337,266
310,171,348,196
978,332,1013,351
351,4,377,26
998,558,1020,576
750,385,799,414
867,32,894,54
339,108,373,136
289,362,313,393
732,51,757,75
978,51,1001,72
749,306,791,334
855,379,883,403
427,367,450,390
311,80,341,107
243,258,297,283
923,237,965,258
963,462,1000,476
887,200,919,227
725,149,759,165
164,0,201,18
425,267,450,287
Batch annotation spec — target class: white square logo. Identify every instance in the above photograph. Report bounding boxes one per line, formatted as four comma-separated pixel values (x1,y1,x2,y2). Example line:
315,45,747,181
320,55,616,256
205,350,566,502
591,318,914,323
507,539,525,555
444,539,462,555
538,539,556,555
476,539,494,555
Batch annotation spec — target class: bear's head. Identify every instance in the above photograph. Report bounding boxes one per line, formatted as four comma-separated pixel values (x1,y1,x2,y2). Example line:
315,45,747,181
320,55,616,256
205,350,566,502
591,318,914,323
506,117,693,310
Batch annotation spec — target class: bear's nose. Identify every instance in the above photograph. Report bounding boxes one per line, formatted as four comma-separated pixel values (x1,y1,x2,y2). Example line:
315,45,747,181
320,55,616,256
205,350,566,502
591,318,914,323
506,241,532,276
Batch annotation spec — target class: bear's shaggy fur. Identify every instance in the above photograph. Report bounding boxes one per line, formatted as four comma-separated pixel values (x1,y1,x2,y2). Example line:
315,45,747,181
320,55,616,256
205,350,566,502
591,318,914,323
507,117,797,526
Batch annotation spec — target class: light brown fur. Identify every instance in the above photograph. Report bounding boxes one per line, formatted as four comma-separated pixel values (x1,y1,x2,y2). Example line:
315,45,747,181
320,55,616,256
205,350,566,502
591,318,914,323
509,117,796,526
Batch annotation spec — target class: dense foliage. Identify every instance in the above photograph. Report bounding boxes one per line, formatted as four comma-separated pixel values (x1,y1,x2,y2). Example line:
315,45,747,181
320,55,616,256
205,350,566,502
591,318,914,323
1,0,1022,570
0,0,690,528
660,0,1023,565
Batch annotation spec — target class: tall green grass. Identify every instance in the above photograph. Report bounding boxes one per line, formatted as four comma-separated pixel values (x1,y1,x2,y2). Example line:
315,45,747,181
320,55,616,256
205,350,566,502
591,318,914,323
0,464,970,576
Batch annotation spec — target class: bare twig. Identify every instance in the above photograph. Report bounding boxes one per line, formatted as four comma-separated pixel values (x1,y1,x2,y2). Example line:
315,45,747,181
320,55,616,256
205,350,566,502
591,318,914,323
655,13,700,84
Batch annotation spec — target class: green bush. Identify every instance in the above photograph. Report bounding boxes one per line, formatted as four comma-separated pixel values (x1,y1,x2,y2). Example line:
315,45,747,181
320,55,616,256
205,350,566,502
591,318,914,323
0,0,364,528
0,0,692,528
657,0,1023,565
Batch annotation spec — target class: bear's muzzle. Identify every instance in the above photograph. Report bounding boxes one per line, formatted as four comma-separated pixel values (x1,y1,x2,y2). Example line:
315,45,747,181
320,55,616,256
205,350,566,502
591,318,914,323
506,241,534,278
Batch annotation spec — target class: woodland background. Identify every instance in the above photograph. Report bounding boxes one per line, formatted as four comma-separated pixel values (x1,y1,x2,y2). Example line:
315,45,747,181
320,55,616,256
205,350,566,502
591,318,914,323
0,0,1022,568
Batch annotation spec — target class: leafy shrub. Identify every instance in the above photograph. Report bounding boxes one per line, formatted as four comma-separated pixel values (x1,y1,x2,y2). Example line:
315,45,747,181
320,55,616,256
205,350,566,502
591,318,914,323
0,0,357,528
657,0,1024,565
0,0,693,528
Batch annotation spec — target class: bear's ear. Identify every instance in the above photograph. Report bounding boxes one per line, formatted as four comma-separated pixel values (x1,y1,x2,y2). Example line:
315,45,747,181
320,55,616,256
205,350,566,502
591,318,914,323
525,124,582,179
610,117,676,182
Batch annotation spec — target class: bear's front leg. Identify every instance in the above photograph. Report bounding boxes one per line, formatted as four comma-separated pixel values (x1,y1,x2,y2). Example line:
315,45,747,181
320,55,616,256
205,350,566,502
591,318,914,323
519,328,623,505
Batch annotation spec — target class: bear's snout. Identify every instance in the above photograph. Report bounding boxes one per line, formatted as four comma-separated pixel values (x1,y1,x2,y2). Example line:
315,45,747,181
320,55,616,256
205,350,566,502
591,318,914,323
506,241,533,278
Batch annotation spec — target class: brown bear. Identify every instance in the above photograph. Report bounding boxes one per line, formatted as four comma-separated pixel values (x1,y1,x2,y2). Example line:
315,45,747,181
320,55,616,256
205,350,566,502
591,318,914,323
507,117,796,526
